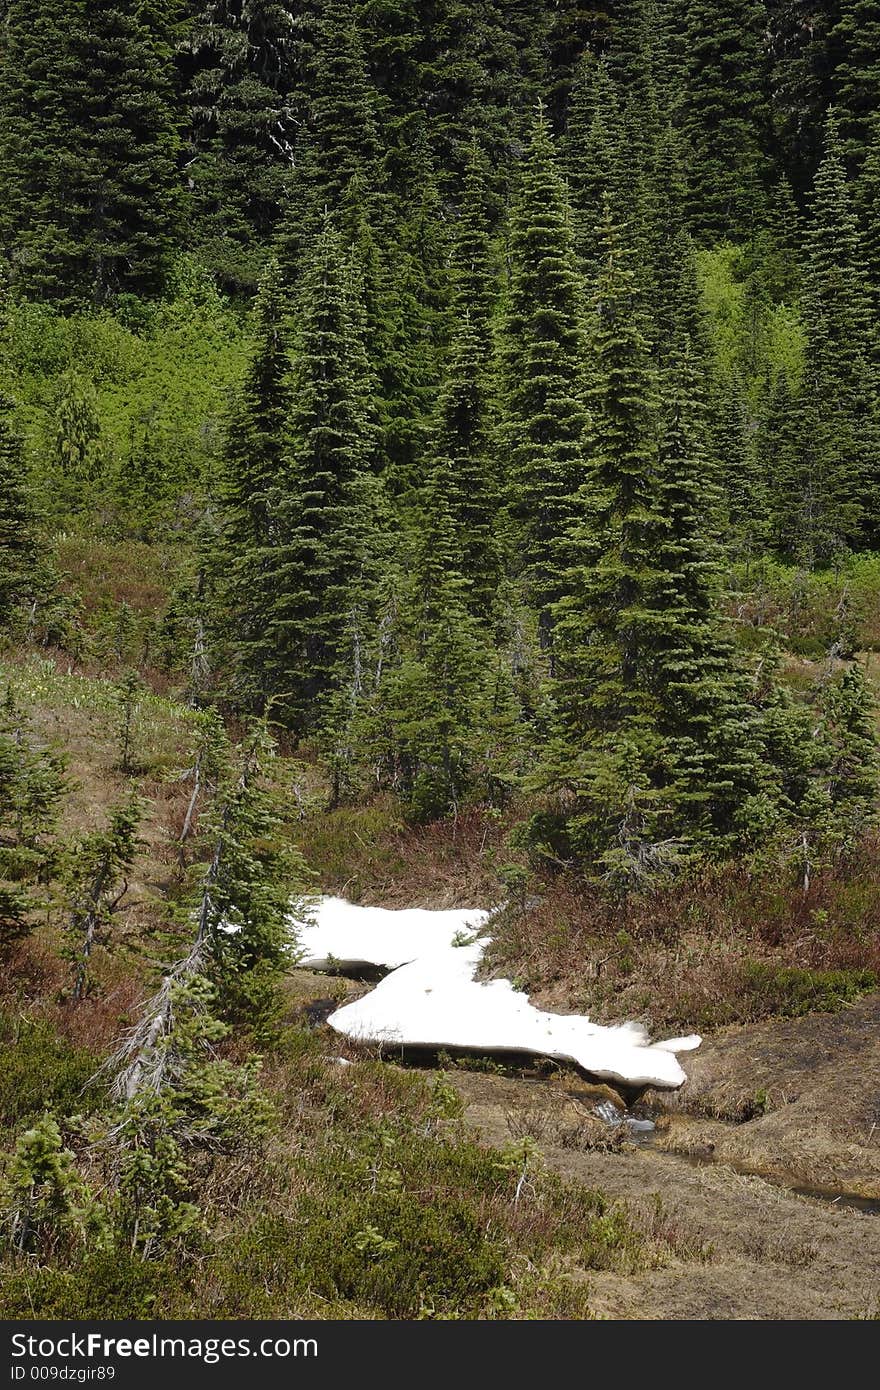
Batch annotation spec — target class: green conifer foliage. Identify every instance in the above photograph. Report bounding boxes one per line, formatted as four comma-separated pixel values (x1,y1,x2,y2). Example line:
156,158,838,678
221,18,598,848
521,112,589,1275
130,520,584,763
218,257,294,682
428,312,502,622
382,133,455,486
450,138,499,331
500,110,588,656
0,399,37,631
193,718,309,1032
647,127,691,351
52,373,103,514
712,372,769,565
537,209,668,872
536,218,771,880
822,662,880,840
678,0,770,241
856,113,880,304
0,691,65,949
766,0,838,194
758,370,807,557
563,59,625,274
374,480,488,823
0,1,181,307
796,112,878,558
1,1116,106,1256
62,797,142,1002
831,0,880,171
235,221,374,728
651,332,769,850
309,0,380,204
185,1,299,291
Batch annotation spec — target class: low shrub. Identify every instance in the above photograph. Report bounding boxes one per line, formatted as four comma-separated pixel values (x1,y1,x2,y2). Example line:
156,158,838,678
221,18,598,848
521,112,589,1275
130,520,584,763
0,1014,103,1131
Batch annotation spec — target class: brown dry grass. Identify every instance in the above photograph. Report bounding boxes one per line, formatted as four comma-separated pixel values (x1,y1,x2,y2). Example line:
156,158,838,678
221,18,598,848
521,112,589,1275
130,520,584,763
483,851,880,1032
294,793,512,908
52,533,179,619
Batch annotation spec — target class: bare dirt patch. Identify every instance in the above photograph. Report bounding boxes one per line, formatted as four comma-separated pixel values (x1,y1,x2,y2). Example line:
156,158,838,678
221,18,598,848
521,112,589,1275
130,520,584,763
444,1065,880,1319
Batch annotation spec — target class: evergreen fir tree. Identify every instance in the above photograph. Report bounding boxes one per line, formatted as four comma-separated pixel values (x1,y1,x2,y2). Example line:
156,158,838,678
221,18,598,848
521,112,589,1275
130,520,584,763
650,327,769,849
797,111,878,557
758,370,806,556
678,0,770,241
856,112,880,303
535,215,771,881
308,0,380,205
647,126,691,349
191,717,308,1031
499,109,588,658
184,1,299,291
761,175,803,303
0,691,65,950
831,0,880,171
450,137,499,330
218,257,294,678
52,372,103,514
563,59,625,275
419,143,503,617
62,797,142,1002
371,482,489,823
536,208,667,873
712,372,769,565
233,220,374,728
428,311,502,622
822,662,880,840
0,0,181,307
766,0,838,194
382,131,455,488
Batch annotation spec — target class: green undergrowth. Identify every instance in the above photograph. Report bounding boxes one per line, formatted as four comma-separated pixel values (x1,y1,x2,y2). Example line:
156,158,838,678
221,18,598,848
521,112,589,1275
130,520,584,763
737,963,877,1019
0,1013,104,1138
0,1013,688,1320
732,554,880,655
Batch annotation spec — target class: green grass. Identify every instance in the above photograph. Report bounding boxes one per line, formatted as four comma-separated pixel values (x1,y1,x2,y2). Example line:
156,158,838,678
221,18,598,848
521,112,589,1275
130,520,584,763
0,1013,104,1134
738,963,877,1019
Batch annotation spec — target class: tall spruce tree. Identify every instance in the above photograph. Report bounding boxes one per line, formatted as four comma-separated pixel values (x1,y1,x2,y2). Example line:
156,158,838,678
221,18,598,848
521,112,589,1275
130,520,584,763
375,483,489,822
233,219,375,730
857,113,880,301
650,297,769,850
535,215,771,882
712,372,769,565
499,109,588,658
184,1,299,291
308,0,380,205
831,0,880,171
678,0,770,241
428,312,502,622
0,0,181,307
218,257,293,667
563,59,625,275
796,111,878,558
0,692,65,950
535,208,668,874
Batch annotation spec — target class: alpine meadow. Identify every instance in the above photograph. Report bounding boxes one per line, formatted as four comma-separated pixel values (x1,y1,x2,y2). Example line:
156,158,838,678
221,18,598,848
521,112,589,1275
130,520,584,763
2,0,880,1325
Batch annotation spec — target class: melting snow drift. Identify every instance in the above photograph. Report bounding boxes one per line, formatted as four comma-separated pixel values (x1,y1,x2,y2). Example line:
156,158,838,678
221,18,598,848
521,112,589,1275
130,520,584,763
296,897,700,1090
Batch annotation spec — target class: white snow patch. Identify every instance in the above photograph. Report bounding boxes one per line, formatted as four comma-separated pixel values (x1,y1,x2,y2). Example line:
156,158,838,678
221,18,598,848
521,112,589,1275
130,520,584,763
294,898,700,1090
296,895,488,971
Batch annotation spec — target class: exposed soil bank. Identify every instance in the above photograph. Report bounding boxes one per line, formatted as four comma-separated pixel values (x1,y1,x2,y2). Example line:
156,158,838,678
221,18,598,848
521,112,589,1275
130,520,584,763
647,990,880,1199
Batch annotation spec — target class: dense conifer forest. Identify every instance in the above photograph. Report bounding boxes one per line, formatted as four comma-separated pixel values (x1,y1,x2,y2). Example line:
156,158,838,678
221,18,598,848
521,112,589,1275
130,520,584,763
2,1,880,1322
